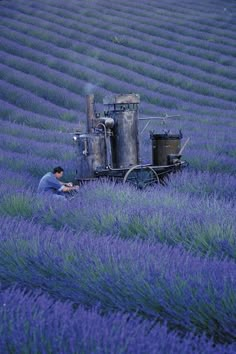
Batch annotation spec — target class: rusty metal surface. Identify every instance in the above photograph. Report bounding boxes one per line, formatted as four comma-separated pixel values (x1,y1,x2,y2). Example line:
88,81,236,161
101,94,140,168
75,133,106,180
103,93,140,105
151,133,182,166
111,109,139,168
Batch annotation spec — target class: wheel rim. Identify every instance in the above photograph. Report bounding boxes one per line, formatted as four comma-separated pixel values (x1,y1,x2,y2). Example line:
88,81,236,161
123,165,159,189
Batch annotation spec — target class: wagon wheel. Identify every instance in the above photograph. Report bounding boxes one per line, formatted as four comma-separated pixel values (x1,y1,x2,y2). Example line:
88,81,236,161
123,165,159,189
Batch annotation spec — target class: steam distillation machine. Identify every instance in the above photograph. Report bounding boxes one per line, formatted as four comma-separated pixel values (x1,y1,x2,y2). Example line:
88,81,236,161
73,93,188,188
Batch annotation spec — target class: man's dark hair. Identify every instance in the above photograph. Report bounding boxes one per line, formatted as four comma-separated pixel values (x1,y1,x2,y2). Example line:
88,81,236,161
53,166,64,174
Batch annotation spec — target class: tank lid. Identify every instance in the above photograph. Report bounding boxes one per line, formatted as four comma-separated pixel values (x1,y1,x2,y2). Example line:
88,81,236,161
103,93,140,105
151,133,182,140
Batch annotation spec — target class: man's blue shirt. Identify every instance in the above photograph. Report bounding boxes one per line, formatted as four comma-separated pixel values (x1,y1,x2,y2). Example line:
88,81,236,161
37,172,64,195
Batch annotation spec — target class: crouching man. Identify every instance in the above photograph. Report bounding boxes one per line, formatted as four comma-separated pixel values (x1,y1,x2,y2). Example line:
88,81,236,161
37,166,79,199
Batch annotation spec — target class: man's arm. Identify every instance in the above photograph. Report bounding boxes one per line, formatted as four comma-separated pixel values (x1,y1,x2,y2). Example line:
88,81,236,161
59,181,73,187
48,175,78,194
61,185,79,193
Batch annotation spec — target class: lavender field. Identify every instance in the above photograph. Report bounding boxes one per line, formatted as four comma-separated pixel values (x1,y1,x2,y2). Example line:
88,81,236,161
0,0,236,352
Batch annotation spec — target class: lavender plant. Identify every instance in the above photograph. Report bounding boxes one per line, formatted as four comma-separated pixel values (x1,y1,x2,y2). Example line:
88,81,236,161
0,217,236,343
0,120,76,144
0,79,78,120
1,5,236,105
1,285,234,354
0,176,235,260
0,132,74,160
0,62,84,111
0,99,80,131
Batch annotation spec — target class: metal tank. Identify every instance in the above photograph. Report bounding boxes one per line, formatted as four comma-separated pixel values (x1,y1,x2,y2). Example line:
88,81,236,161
151,131,182,166
103,94,140,168
74,95,106,180
74,133,106,180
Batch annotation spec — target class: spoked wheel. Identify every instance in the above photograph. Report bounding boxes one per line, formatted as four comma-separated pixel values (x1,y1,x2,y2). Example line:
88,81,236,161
123,165,159,189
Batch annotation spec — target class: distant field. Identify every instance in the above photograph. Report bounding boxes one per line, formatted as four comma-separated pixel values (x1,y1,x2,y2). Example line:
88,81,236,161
0,0,236,353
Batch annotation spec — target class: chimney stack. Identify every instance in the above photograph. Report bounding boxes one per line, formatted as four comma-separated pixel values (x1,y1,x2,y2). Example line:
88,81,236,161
86,94,96,133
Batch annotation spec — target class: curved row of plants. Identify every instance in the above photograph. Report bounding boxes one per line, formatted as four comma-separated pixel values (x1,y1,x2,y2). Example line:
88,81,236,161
0,132,74,161
29,0,236,46
0,24,235,113
144,0,236,28
2,4,236,80
0,216,235,344
1,285,234,353
1,4,236,82
2,3,235,95
0,62,85,111
100,0,236,37
0,79,79,120
0,120,74,144
0,99,77,131
0,181,235,260
0,148,74,178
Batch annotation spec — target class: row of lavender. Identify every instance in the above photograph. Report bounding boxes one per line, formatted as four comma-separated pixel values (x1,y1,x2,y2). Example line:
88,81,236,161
8,0,236,55
1,35,235,118
0,14,235,104
1,43,235,114
1,285,234,354
0,178,235,260
0,215,236,345
0,100,77,130
2,2,236,74
1,18,235,100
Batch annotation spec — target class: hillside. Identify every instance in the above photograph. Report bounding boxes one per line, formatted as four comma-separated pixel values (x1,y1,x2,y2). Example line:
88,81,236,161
0,0,236,353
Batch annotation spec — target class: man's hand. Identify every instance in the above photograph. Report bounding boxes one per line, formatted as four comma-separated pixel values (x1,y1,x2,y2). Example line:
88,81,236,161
62,184,79,193
64,182,73,187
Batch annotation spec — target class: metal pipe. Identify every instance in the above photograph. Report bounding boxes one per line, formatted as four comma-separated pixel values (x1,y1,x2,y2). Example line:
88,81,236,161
97,117,114,129
179,137,190,155
96,122,113,168
139,114,180,120
106,161,184,172
140,120,151,135
86,94,96,133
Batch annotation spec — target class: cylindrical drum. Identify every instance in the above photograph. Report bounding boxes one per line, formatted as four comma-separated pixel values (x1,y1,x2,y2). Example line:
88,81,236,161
75,133,106,180
103,94,140,168
151,132,182,166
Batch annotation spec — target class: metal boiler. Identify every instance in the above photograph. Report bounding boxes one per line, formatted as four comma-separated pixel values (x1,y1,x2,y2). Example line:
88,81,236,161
74,95,106,180
103,94,140,168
